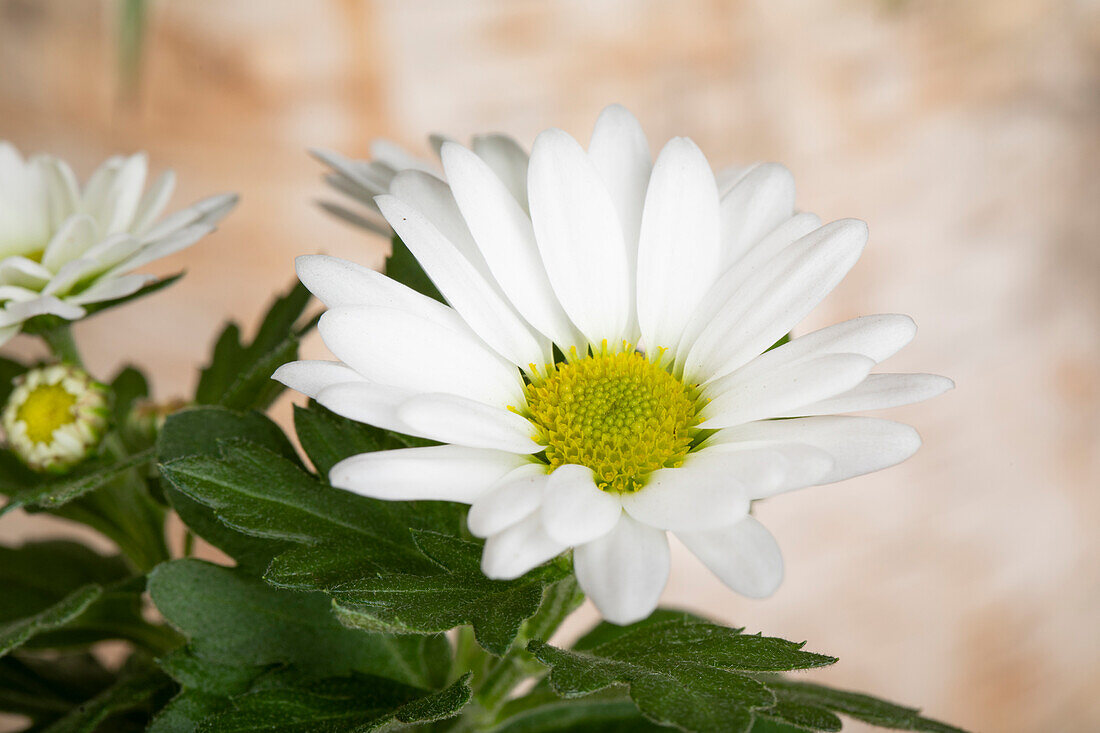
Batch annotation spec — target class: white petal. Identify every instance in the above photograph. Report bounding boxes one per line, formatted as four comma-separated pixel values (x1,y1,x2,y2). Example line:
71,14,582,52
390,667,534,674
540,465,623,546
695,442,834,499
131,170,176,235
43,158,80,230
389,170,495,281
472,134,529,209
79,155,123,217
318,305,525,407
676,212,823,360
700,353,875,429
588,104,651,255
80,233,144,271
528,128,632,346
369,139,438,175
678,515,783,598
42,259,104,297
0,257,52,288
271,360,364,398
397,392,542,453
315,381,414,434
110,223,214,275
467,463,549,538
41,215,97,270
708,416,922,486
715,164,754,196
0,295,85,328
636,137,722,353
683,218,868,383
441,141,584,351
377,194,549,368
588,105,651,339
318,199,390,235
140,193,237,242
620,451,779,531
66,273,154,305
718,163,796,268
311,148,392,196
717,314,917,388
331,445,527,503
481,513,568,580
98,153,147,234
295,254,464,331
574,514,669,625
779,373,954,417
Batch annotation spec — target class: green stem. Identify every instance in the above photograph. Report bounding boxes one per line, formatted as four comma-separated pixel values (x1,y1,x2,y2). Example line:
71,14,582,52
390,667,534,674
42,324,83,367
474,575,584,715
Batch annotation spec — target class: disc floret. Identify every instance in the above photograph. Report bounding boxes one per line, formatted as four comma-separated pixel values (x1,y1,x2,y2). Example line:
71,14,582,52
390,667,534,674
522,343,703,493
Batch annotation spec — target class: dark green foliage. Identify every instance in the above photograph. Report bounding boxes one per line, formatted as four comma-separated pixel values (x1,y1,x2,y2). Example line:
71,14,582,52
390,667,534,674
194,280,313,410
145,559,467,732
0,449,155,517
528,613,835,733
157,407,298,572
760,679,968,733
0,542,177,659
330,531,570,656
0,653,116,724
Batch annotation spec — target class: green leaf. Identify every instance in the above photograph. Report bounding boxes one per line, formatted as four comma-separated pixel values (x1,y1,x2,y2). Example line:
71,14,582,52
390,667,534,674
148,559,450,689
528,615,835,733
39,656,172,733
0,541,175,653
761,679,968,733
108,365,149,426
0,585,102,658
194,280,313,410
161,442,444,570
329,531,570,656
157,407,299,572
493,688,670,732
387,233,444,303
0,653,115,722
0,448,155,517
159,406,300,465
194,672,471,733
148,689,229,733
292,402,428,477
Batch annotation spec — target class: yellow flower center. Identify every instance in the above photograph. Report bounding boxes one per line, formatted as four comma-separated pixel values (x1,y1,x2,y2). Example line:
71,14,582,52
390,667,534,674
16,383,78,444
522,344,703,493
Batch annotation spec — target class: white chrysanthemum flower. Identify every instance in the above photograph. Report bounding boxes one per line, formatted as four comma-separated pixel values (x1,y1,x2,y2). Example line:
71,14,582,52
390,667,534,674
277,105,953,624
0,142,238,345
2,364,109,473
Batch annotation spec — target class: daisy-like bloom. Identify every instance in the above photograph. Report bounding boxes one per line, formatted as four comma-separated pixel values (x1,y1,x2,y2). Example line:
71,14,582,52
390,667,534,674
2,364,109,473
277,105,953,624
313,133,527,237
0,143,238,345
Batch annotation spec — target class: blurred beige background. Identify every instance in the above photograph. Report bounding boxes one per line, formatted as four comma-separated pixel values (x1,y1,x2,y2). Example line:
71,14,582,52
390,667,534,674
2,0,1099,731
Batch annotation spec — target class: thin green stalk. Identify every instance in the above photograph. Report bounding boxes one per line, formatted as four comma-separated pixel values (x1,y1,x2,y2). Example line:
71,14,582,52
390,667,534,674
473,575,584,716
42,324,83,367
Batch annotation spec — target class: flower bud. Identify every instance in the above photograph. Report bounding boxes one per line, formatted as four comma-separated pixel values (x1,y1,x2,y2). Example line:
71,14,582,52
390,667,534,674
2,364,109,473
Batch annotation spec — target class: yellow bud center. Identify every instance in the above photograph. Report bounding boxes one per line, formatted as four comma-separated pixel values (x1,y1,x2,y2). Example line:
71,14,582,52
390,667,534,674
522,345,702,493
16,383,78,444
